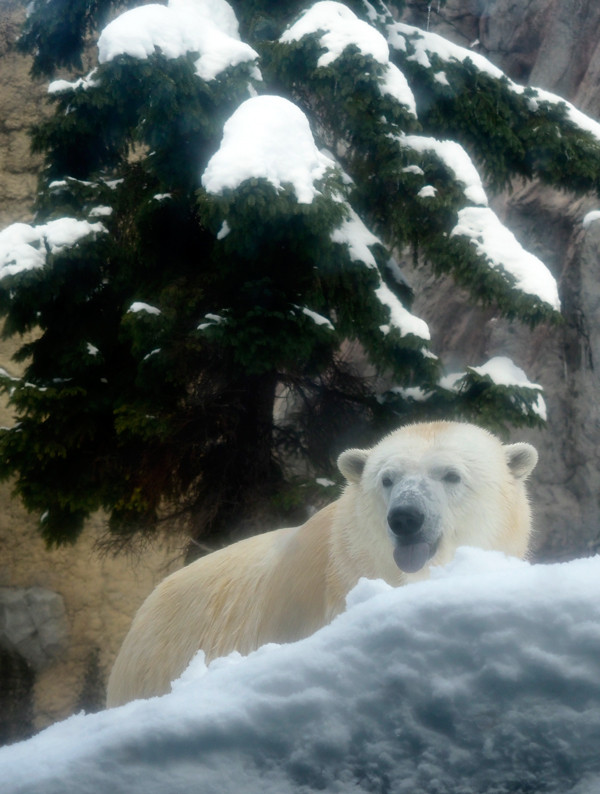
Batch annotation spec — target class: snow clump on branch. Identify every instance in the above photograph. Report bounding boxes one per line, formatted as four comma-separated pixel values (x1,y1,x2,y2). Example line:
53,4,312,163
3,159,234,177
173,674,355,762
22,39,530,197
0,219,107,279
201,95,336,204
281,1,416,115
97,0,259,82
452,207,561,311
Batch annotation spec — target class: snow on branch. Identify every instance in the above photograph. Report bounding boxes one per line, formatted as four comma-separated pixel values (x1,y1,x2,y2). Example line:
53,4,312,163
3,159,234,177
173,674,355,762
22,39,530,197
281,1,416,116
0,219,107,279
329,204,429,341
451,207,560,311
48,70,100,94
389,21,600,145
97,0,259,82
467,356,542,392
375,281,430,341
399,134,488,207
297,306,335,330
388,21,505,82
583,210,600,229
201,95,336,204
281,1,389,66
330,206,380,268
519,85,600,144
442,356,547,420
127,302,162,315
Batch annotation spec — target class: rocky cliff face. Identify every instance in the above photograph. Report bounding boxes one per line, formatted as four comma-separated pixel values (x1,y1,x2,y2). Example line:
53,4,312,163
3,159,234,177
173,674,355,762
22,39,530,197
399,0,600,560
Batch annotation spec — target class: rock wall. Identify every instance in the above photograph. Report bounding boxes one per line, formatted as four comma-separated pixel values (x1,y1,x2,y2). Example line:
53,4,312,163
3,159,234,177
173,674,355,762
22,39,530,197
399,0,600,559
0,587,69,670
0,2,185,743
0,0,45,228
1,500,183,741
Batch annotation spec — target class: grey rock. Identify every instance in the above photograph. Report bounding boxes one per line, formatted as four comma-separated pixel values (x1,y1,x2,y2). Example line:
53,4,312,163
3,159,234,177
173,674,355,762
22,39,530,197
0,587,69,669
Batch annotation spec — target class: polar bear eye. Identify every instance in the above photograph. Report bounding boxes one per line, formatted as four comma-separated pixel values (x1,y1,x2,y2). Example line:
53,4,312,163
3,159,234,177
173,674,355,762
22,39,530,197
442,469,461,485
382,474,394,488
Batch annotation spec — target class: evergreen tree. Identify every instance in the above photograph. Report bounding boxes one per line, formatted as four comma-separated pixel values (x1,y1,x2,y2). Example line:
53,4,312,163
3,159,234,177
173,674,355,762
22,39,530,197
0,0,597,548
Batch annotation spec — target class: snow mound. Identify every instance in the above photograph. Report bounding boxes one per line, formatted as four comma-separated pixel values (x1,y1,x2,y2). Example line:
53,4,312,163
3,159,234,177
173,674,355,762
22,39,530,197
2,548,600,794
202,95,335,204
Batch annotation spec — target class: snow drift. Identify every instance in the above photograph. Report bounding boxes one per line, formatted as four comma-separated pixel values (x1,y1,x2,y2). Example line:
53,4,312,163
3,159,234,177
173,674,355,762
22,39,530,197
2,548,600,793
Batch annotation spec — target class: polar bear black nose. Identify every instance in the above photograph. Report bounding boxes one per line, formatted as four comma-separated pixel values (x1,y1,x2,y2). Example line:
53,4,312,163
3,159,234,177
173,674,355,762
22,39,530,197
387,505,425,537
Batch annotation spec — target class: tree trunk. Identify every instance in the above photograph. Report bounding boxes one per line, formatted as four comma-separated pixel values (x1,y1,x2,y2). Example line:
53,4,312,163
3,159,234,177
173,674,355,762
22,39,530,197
186,371,282,558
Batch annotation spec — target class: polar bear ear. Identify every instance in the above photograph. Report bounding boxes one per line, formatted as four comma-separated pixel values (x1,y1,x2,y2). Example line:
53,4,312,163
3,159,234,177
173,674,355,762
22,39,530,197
504,442,538,480
337,448,369,483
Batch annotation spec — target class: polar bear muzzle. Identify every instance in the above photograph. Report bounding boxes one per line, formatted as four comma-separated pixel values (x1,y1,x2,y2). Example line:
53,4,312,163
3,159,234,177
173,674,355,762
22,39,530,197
389,511,440,572
387,486,440,573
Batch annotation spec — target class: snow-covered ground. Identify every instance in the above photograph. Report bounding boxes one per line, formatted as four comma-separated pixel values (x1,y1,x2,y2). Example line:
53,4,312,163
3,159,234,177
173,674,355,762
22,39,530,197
2,548,600,793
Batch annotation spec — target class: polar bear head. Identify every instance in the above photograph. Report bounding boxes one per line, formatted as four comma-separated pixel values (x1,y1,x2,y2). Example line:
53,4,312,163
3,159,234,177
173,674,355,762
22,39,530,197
337,421,537,576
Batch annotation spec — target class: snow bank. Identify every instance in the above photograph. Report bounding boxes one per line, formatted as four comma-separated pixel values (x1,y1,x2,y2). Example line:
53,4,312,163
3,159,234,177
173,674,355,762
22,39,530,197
98,0,258,82
0,219,106,279
452,206,561,310
3,548,599,794
202,95,335,203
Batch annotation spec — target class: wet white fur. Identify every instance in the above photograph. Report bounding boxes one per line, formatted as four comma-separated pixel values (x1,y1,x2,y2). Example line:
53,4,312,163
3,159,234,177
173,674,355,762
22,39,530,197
107,421,537,707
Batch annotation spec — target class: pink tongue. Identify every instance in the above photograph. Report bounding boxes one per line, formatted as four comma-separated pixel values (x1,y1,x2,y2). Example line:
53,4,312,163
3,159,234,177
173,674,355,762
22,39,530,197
393,542,431,573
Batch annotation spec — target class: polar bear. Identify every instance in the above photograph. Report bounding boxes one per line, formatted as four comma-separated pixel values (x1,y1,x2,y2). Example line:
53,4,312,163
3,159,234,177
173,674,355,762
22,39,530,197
106,421,537,706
